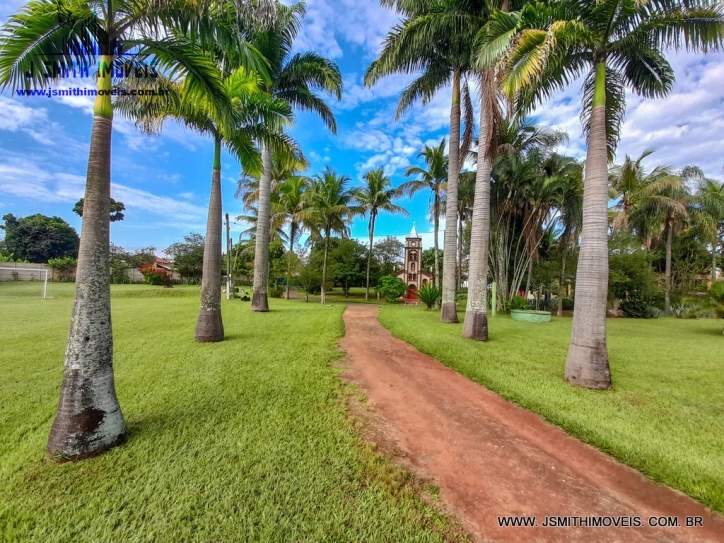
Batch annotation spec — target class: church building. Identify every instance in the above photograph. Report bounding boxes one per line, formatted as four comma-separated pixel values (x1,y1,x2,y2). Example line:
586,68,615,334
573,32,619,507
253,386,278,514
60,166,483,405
395,224,434,290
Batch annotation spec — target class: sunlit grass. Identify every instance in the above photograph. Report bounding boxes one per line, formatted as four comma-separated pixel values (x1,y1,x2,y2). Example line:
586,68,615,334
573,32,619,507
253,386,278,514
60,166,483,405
0,282,466,542
377,305,724,514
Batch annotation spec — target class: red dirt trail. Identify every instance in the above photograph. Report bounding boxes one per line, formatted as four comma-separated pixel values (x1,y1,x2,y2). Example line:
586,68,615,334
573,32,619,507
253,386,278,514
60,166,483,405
339,305,724,543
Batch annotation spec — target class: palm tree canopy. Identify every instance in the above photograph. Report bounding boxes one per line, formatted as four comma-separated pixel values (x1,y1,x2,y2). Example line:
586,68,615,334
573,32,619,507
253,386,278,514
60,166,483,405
303,167,363,241
251,1,343,133
478,0,724,158
398,138,448,198
0,0,270,107
356,168,410,221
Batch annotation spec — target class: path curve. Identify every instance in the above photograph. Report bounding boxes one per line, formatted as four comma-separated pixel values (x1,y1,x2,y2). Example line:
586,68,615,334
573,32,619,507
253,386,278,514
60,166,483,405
340,305,724,543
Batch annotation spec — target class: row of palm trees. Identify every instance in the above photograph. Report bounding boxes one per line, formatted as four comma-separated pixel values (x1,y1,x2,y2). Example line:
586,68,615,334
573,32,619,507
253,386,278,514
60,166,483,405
0,0,350,459
367,0,724,390
237,163,409,303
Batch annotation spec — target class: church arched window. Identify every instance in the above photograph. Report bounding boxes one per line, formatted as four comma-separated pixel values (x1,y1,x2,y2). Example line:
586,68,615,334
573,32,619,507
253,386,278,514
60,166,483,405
409,251,417,262
411,262,416,271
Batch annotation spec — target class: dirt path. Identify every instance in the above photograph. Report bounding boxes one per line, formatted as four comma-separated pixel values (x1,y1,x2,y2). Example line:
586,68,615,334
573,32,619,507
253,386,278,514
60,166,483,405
340,305,724,543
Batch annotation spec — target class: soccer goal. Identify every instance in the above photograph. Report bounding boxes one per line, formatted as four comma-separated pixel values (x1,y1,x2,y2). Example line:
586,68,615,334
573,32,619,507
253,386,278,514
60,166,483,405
0,267,50,298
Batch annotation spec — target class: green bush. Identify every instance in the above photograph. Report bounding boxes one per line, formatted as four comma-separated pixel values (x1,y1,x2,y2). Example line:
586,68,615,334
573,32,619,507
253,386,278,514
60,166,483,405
376,275,407,303
509,295,529,311
620,297,655,319
414,284,442,309
268,286,284,298
562,297,574,311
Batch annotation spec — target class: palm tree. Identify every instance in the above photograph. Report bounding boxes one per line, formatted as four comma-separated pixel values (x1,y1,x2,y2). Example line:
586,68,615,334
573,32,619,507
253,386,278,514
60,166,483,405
0,0,251,459
304,167,360,304
634,181,689,316
356,168,409,300
398,139,448,291
123,68,294,342
366,0,483,323
271,176,310,299
610,150,682,235
693,176,724,284
479,0,724,389
250,1,343,312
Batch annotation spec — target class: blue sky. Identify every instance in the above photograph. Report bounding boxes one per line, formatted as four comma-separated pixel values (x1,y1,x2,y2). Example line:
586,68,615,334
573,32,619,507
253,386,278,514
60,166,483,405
1,0,723,256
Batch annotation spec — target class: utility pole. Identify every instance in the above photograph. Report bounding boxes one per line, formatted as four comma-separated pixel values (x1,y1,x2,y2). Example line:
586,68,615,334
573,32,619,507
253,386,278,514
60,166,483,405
225,213,231,300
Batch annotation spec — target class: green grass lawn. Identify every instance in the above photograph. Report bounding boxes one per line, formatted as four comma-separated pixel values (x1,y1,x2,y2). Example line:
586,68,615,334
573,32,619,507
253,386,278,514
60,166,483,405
377,305,724,514
0,282,466,542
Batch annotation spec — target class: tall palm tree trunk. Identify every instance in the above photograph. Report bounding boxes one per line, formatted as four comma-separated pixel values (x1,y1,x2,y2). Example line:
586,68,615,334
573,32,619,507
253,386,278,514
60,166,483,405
252,143,273,311
713,242,718,285
48,62,126,458
665,218,673,316
195,136,225,342
434,194,440,290
365,213,377,300
457,212,464,290
321,228,330,304
441,68,461,323
565,62,612,389
285,223,297,300
557,249,567,317
462,84,493,340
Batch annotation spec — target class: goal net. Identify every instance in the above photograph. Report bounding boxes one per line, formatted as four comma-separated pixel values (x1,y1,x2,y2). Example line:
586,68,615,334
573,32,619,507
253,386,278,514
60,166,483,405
0,267,50,298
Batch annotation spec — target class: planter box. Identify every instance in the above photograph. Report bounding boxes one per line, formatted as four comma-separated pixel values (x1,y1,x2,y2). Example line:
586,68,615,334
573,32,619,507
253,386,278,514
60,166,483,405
510,309,552,323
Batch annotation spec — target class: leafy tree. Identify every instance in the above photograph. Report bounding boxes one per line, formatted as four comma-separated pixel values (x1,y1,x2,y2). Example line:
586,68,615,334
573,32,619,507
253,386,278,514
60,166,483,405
73,197,125,222
0,0,256,458
691,173,724,284
356,168,408,300
165,234,204,283
250,1,342,312
0,213,79,263
326,238,377,296
48,256,77,281
608,231,661,309
373,236,405,276
421,248,443,281
377,275,407,303
480,0,724,388
108,243,155,284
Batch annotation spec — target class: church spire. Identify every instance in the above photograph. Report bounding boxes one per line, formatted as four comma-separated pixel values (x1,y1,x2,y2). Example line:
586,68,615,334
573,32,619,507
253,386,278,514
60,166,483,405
409,222,419,238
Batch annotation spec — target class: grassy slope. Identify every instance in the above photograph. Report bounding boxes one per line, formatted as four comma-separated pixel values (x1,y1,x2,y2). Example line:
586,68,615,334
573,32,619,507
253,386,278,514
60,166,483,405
0,283,464,542
377,305,724,513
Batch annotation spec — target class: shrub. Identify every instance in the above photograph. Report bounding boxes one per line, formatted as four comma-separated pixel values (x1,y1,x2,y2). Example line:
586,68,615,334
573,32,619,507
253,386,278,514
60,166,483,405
139,264,172,286
377,275,407,303
268,286,284,298
620,297,655,319
48,256,77,282
562,297,574,311
509,295,529,311
414,284,442,309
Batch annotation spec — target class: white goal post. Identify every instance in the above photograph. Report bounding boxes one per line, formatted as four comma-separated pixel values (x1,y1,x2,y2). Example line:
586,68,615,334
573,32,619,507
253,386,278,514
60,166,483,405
0,267,49,298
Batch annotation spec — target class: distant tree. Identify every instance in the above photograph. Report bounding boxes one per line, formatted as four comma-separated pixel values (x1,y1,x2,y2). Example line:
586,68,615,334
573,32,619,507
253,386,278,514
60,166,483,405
373,236,405,276
328,238,377,296
165,234,205,283
422,248,443,281
108,243,156,283
73,198,126,222
0,213,79,263
356,168,409,300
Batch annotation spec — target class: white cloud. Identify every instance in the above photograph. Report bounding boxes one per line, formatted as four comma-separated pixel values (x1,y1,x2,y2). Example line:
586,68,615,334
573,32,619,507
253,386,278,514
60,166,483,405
0,156,206,221
293,0,401,61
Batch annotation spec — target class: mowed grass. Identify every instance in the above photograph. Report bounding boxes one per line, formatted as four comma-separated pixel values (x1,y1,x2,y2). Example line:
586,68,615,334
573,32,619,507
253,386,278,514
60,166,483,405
0,282,466,542
377,305,724,514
